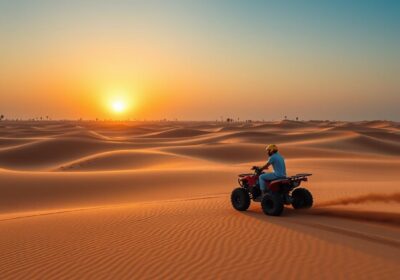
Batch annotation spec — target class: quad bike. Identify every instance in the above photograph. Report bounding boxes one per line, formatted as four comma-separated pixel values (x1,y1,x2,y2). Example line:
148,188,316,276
231,166,313,216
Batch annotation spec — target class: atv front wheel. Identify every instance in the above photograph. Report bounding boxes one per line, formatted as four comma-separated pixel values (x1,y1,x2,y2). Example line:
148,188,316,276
231,188,251,211
291,188,313,209
261,194,284,216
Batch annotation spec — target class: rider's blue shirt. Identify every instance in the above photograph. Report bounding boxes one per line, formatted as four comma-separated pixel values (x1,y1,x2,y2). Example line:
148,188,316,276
267,152,286,177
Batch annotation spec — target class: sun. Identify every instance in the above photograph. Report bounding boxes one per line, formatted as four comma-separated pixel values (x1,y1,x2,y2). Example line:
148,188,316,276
104,88,135,116
112,100,126,113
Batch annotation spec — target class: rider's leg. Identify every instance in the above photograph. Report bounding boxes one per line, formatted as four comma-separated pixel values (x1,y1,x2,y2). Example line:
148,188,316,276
259,173,278,193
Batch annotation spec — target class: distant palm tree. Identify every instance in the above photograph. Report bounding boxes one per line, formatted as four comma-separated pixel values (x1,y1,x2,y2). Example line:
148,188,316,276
0,114,4,121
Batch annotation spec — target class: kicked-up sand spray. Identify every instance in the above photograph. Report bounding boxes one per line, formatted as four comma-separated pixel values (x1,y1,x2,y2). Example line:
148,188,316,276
316,193,400,207
307,208,400,226
307,193,400,226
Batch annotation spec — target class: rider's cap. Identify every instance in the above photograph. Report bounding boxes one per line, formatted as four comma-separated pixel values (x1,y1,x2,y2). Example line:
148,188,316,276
266,144,278,152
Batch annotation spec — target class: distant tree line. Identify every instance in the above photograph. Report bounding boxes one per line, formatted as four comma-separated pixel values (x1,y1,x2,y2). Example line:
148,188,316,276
0,115,55,121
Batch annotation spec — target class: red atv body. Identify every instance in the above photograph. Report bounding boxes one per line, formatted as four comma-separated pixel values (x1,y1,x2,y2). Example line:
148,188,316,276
231,168,313,216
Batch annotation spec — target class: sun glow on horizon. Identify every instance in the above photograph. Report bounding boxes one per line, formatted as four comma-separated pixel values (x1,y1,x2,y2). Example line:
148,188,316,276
104,88,135,116
111,100,126,113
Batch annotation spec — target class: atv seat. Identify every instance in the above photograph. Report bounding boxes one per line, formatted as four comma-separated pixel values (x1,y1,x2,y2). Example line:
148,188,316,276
266,178,290,192
269,178,290,184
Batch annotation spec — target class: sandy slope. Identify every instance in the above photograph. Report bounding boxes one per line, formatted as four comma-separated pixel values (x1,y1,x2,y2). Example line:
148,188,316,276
0,120,399,279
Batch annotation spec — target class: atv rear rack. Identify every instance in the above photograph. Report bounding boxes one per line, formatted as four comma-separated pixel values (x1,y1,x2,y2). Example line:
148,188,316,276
287,173,312,181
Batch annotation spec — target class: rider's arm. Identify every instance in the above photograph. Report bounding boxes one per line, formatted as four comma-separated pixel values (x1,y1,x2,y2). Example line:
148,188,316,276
260,155,274,170
260,162,271,171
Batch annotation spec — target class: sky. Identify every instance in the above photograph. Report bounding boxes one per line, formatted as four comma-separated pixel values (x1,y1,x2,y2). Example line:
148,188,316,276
0,0,399,121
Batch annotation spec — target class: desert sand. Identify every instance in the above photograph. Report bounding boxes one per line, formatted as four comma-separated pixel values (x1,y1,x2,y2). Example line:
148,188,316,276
0,120,399,279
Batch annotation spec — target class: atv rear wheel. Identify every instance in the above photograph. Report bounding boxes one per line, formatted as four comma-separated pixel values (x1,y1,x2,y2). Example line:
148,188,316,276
261,194,284,216
231,188,251,211
291,188,313,209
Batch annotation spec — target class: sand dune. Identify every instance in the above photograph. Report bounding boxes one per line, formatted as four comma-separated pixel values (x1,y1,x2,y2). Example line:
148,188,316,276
304,133,400,156
0,138,139,170
57,150,210,171
142,128,211,138
0,137,34,148
361,120,397,129
0,168,234,214
0,120,399,279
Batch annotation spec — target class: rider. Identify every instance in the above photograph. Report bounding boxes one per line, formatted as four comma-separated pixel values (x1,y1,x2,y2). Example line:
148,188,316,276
257,144,287,194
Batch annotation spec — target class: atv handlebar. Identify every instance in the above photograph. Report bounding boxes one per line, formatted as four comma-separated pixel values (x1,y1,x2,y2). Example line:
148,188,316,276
238,166,263,178
251,166,263,175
